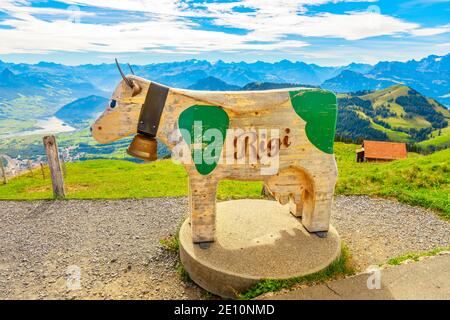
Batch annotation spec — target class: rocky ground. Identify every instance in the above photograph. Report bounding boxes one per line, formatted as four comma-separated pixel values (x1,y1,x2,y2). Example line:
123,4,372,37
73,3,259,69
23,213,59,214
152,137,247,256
0,195,448,300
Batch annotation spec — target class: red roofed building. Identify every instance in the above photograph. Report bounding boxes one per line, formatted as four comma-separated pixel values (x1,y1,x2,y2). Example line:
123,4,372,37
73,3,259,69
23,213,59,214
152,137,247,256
356,140,407,162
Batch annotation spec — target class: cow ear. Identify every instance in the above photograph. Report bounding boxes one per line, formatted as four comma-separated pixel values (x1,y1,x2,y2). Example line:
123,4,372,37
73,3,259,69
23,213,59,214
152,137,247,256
131,80,142,97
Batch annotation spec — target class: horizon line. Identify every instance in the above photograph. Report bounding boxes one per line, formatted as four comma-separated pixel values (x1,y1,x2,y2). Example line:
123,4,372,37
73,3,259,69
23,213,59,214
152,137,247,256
0,52,448,68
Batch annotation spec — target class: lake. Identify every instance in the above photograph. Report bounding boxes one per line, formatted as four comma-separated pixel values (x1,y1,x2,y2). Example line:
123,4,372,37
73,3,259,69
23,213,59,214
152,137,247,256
1,117,76,139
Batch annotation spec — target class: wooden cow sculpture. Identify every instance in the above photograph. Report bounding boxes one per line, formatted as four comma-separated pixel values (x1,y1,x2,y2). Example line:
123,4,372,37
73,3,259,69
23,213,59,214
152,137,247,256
92,64,338,245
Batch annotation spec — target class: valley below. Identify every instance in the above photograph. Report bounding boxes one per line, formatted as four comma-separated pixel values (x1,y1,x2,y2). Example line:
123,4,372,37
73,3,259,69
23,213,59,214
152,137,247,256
0,116,75,139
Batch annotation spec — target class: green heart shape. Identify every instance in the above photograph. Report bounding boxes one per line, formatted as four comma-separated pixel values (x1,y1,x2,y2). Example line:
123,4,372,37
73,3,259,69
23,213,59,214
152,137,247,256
289,90,337,154
178,105,229,175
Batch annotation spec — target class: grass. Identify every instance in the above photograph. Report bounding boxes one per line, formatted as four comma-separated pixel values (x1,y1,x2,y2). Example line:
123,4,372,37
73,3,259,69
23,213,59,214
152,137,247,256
0,119,37,135
0,95,48,120
176,262,192,283
159,230,193,284
238,244,355,300
159,234,180,254
369,120,410,142
0,158,262,201
334,143,450,219
386,246,450,266
237,246,449,299
383,115,430,129
361,84,408,102
0,143,448,219
0,160,187,200
418,126,450,148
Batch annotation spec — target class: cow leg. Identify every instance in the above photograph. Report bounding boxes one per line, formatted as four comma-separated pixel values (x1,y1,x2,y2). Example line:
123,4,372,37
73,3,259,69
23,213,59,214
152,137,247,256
301,159,337,234
300,188,333,233
189,174,218,244
289,191,303,218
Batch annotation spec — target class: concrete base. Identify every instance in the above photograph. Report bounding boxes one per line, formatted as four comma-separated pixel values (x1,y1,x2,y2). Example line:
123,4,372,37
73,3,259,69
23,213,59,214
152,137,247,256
179,199,341,298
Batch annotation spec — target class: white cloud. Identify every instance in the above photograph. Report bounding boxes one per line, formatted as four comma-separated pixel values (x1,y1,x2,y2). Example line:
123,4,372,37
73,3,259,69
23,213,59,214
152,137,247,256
0,0,310,54
0,0,448,56
200,0,447,40
210,10,420,41
0,9,309,54
410,24,450,36
0,0,95,17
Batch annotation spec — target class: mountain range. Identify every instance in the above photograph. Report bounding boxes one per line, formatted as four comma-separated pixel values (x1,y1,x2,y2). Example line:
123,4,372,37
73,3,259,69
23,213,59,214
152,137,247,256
1,52,449,106
322,70,398,93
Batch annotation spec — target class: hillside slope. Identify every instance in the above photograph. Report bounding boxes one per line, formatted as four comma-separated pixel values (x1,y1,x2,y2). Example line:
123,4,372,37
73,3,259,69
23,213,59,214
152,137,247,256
335,144,449,217
418,126,450,149
55,95,108,128
336,85,450,146
0,67,105,120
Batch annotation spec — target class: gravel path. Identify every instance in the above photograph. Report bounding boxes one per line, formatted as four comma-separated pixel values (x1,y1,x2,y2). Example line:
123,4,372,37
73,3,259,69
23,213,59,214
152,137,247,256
332,196,449,269
0,196,448,299
0,198,203,300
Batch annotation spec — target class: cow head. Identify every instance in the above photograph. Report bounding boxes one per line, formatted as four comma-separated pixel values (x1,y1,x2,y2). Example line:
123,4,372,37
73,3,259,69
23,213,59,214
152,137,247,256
92,60,162,161
91,60,146,143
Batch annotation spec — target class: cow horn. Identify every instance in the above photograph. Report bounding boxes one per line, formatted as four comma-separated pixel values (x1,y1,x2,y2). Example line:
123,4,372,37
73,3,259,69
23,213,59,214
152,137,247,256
115,58,133,88
115,59,142,96
128,63,135,75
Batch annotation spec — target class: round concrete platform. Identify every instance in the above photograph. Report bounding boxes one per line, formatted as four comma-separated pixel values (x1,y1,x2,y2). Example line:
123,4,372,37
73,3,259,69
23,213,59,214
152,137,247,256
179,199,341,298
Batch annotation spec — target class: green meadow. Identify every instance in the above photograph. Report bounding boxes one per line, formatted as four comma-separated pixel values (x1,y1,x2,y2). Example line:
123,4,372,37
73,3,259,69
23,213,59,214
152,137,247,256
418,126,450,149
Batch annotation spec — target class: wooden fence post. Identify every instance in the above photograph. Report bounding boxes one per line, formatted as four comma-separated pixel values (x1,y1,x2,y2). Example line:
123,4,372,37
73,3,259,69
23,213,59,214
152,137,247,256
43,135,66,198
40,162,46,180
0,157,6,185
27,160,34,177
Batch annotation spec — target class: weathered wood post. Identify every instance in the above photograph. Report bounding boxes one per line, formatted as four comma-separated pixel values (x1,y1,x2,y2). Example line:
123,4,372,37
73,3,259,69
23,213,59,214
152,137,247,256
27,160,34,177
40,162,46,180
0,157,6,184
43,135,66,198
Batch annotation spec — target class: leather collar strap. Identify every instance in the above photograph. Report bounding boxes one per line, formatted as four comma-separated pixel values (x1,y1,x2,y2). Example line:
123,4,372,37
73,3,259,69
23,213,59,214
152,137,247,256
137,82,169,138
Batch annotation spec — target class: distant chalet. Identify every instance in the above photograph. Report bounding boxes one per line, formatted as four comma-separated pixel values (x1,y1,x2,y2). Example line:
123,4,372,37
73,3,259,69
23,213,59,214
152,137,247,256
356,140,407,162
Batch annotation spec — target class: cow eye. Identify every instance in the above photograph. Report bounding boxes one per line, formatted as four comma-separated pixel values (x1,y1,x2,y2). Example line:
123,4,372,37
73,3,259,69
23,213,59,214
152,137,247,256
110,100,117,108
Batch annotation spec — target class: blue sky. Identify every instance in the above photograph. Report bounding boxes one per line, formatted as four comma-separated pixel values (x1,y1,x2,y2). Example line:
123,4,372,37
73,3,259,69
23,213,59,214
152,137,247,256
0,0,449,66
